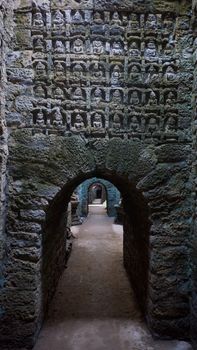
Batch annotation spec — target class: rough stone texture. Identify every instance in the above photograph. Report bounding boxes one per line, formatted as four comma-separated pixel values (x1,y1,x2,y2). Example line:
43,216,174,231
0,0,17,345
33,206,192,350
0,0,195,349
76,177,120,217
191,1,197,349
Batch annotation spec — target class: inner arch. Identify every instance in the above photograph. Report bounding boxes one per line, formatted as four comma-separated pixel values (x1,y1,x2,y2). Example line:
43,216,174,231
42,170,151,321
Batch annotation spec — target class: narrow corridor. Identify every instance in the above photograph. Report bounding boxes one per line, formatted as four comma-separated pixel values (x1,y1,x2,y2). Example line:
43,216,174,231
34,205,191,350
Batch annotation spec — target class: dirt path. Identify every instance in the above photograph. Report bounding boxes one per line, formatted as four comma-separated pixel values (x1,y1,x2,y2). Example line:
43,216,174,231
33,205,192,350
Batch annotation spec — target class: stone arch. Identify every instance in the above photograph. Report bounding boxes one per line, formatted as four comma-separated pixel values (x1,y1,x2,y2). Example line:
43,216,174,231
76,177,120,217
0,135,192,349
42,167,150,318
88,182,106,204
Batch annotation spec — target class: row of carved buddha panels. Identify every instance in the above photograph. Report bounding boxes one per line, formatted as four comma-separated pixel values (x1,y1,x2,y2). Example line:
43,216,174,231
34,61,178,86
33,85,178,106
32,108,179,135
27,10,188,32
32,37,174,58
28,11,173,28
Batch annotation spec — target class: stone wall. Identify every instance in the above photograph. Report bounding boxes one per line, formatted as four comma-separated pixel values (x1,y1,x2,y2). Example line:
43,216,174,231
191,1,197,348
76,177,120,217
0,0,194,349
0,0,16,343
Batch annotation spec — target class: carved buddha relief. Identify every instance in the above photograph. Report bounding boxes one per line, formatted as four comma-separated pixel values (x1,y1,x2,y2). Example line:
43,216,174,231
112,113,122,130
129,14,140,29
34,84,46,98
72,38,84,54
111,41,124,55
93,12,103,24
54,40,65,54
33,11,44,27
130,115,141,132
92,40,104,54
35,110,45,125
111,12,122,26
145,14,157,30
145,41,158,60
129,41,140,58
148,91,158,106
52,108,63,126
147,116,159,133
130,91,140,105
92,113,103,129
53,10,64,27
30,5,182,141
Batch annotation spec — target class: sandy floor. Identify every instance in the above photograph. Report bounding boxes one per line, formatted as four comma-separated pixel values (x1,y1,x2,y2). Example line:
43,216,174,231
33,205,192,350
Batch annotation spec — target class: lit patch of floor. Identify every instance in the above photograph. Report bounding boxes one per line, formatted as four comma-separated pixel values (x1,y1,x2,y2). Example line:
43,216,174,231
33,205,192,350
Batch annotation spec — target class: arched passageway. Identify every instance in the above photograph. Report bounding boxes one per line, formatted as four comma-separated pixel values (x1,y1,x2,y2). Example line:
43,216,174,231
1,133,192,350
76,177,121,218
34,197,191,350
88,182,106,204
43,170,151,320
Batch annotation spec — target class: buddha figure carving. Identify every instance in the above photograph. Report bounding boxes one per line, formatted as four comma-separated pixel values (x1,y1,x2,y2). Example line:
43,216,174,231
112,90,122,103
93,113,103,129
111,41,123,55
92,62,104,79
33,12,44,27
74,114,85,130
147,117,158,133
93,12,103,24
129,65,142,83
92,87,103,103
129,14,139,29
146,65,159,84
55,62,64,76
145,41,158,59
145,14,157,30
73,87,84,101
111,11,122,26
129,42,140,58
34,84,45,98
148,91,158,106
72,10,83,23
36,61,46,76
166,92,176,106
164,66,177,82
130,116,140,132
111,65,122,84
34,38,44,51
72,39,84,54
130,91,140,106
53,10,64,27
165,116,177,132
54,40,65,54
112,113,121,130
73,63,84,78
52,109,63,127
36,110,45,126
93,40,104,54
54,86,64,99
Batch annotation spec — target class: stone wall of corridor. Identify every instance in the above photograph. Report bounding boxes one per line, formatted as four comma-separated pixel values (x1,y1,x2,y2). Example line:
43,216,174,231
0,0,196,349
192,1,197,348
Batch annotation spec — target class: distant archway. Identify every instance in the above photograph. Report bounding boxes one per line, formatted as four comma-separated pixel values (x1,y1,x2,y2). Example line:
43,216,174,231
89,182,106,204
